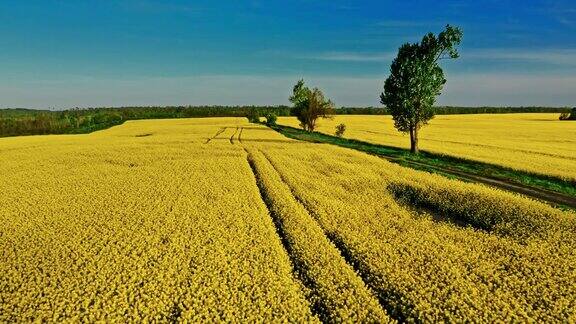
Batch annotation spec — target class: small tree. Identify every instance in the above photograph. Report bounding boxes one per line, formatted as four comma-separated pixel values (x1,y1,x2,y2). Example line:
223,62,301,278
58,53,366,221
335,123,346,137
265,112,277,126
560,107,576,120
381,25,463,153
289,79,335,131
246,109,260,123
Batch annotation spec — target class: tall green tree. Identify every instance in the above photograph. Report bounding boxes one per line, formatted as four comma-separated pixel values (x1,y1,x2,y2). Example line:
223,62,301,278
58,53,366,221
289,79,335,131
381,25,463,153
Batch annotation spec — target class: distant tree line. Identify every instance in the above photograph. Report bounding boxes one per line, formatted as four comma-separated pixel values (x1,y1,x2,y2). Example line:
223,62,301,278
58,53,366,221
0,105,572,137
336,106,571,115
0,106,291,137
432,106,572,115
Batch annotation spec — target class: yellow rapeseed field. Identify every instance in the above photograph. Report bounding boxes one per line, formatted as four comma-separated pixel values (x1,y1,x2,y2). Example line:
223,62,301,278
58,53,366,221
0,118,316,322
243,129,575,322
277,113,576,181
1,117,574,322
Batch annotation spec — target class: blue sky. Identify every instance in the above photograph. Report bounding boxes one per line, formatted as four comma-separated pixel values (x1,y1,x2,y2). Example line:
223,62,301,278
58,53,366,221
1,0,575,108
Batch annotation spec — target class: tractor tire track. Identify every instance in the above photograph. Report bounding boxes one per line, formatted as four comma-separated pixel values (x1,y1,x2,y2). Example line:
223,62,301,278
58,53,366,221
238,127,243,143
204,127,227,144
230,127,238,144
261,151,398,322
241,147,323,321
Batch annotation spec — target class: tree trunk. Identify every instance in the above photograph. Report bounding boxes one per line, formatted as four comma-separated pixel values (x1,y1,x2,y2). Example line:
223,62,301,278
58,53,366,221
308,118,316,132
410,126,419,154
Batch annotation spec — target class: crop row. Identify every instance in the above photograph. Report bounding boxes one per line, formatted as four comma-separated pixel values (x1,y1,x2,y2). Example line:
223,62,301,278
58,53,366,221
0,120,317,322
3,118,574,322
253,139,576,322
387,173,575,241
245,147,390,322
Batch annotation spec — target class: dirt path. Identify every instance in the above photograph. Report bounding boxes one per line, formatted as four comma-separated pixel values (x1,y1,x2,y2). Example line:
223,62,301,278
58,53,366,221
388,157,576,209
270,125,576,209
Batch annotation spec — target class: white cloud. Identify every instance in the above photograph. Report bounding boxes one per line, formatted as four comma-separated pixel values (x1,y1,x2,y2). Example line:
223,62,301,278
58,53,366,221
0,75,294,109
557,17,575,27
0,75,386,108
294,48,576,67
441,73,576,106
122,0,202,14
462,48,576,66
374,20,443,28
0,73,574,109
296,52,395,62
296,48,576,66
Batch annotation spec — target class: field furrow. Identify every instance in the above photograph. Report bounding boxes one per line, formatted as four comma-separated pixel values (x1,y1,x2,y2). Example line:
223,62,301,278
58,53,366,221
257,143,576,322
230,127,239,144
1,118,574,322
245,146,391,322
0,119,316,322
237,127,244,143
204,126,227,143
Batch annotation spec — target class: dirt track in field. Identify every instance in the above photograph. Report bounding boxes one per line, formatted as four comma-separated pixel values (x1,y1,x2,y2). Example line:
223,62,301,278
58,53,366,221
270,125,576,210
392,157,576,209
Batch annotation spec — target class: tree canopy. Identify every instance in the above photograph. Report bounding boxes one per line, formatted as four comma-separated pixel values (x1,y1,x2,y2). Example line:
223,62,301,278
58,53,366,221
381,25,463,153
289,80,335,131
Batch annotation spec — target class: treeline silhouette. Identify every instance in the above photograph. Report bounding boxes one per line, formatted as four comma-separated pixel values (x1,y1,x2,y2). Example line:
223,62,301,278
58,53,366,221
0,105,571,137
337,106,572,115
